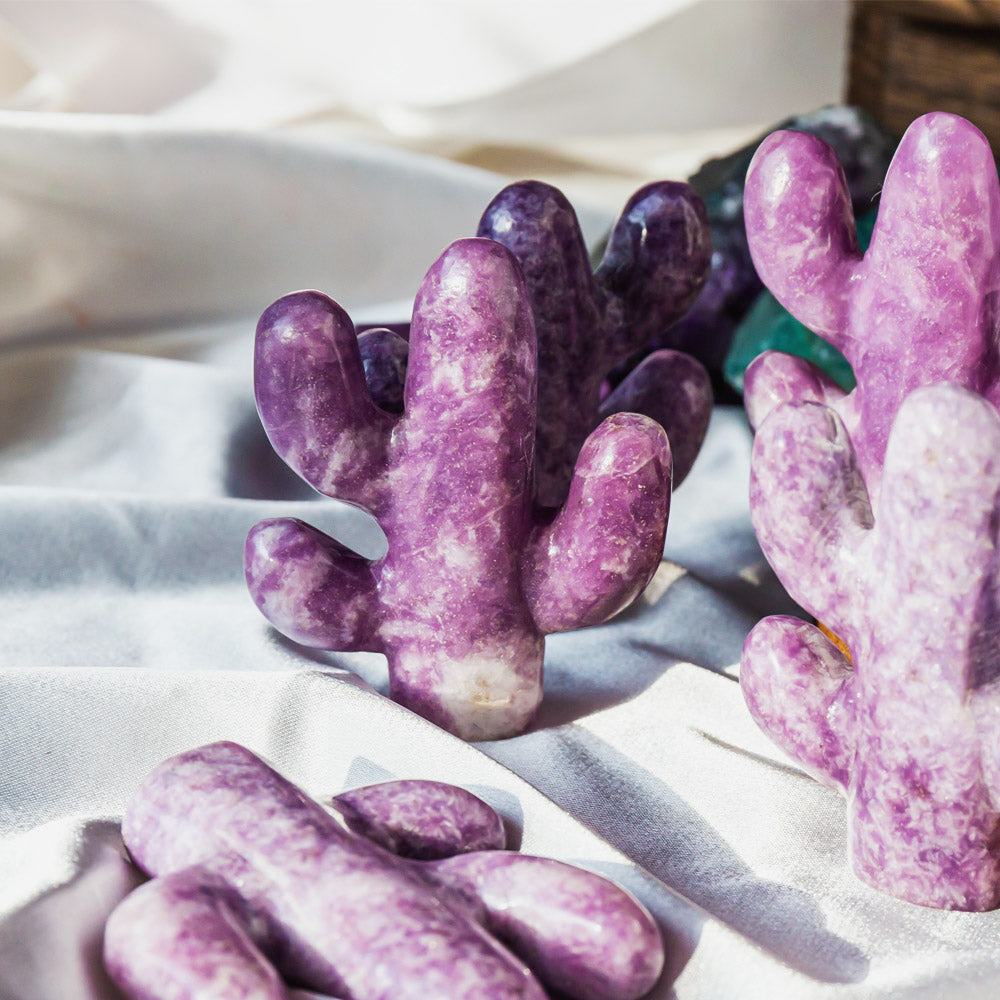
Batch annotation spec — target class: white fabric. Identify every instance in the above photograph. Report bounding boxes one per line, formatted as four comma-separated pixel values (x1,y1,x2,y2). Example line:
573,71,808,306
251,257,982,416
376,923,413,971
5,4,988,1000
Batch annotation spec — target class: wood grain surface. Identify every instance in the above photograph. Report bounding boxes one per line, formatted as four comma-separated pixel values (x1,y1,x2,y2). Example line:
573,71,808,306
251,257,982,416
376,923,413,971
848,0,1000,152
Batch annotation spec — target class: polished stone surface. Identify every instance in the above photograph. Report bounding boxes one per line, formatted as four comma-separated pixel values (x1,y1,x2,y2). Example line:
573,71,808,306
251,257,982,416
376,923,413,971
743,112,1000,498
105,742,664,1000
743,386,1000,910
479,179,712,507
246,239,671,740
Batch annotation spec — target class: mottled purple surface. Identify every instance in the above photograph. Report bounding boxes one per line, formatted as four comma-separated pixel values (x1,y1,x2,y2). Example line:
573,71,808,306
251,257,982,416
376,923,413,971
742,385,1000,910
427,853,663,1000
478,180,711,507
106,867,289,1000
104,742,664,1000
246,238,671,740
742,111,1000,499
331,779,506,860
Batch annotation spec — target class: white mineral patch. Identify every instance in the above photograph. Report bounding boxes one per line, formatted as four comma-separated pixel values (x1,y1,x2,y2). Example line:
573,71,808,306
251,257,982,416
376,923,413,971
434,653,541,741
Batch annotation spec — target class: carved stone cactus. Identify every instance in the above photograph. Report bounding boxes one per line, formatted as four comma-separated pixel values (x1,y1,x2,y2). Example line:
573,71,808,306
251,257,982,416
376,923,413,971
742,384,1000,910
741,111,1000,498
104,742,665,1000
478,180,712,506
246,238,671,740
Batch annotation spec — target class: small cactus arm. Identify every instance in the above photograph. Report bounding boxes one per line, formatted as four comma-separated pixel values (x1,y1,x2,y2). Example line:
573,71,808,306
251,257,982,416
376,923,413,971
246,238,671,740
103,742,665,1000
742,111,1000,499
742,383,1000,910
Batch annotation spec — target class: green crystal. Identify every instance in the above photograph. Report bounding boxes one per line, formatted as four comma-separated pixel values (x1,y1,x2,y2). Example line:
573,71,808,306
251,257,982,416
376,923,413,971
724,209,877,393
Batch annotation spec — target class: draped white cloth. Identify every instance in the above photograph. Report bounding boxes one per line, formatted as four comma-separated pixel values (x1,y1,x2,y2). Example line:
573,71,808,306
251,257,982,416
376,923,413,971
6,4,991,1000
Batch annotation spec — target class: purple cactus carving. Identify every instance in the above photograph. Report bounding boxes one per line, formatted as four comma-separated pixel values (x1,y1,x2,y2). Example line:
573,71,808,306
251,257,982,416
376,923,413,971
741,111,1000,498
245,238,671,740
478,180,712,507
742,384,1000,910
104,742,665,1000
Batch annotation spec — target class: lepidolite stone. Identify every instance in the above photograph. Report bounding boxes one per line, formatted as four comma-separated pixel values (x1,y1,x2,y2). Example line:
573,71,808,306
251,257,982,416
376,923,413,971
330,779,506,860
358,181,713,508
636,105,895,392
742,111,1000,499
742,385,1000,910
104,742,665,1000
478,179,712,507
357,327,408,415
246,238,671,740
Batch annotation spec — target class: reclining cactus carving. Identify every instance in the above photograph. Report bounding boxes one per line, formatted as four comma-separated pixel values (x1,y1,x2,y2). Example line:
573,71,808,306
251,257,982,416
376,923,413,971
741,111,1000,499
245,238,671,740
104,742,665,1000
742,384,1000,910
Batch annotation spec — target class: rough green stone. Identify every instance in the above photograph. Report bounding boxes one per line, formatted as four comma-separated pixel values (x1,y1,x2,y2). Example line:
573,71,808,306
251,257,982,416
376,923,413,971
723,209,876,393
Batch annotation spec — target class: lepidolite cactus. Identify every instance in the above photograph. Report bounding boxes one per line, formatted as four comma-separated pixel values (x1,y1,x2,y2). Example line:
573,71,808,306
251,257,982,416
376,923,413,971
478,180,712,507
742,384,1000,910
741,111,1000,498
104,742,665,1000
246,238,671,740
360,181,713,508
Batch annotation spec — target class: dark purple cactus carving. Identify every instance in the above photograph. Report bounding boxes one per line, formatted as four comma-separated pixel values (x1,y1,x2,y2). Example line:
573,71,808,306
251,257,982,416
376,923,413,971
478,180,712,507
742,384,1000,910
741,111,1000,498
245,238,671,740
104,742,665,1000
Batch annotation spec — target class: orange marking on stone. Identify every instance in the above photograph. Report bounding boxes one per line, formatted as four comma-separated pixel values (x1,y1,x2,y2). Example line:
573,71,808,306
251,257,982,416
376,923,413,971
817,621,852,663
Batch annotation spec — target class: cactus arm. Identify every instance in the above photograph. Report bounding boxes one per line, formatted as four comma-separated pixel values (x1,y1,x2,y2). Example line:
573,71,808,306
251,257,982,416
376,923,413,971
255,291,395,511
425,852,663,1000
741,616,856,790
104,866,289,1000
594,181,711,365
523,413,670,634
751,401,872,628
244,518,383,652
743,349,849,432
598,349,711,490
330,780,506,859
743,130,860,353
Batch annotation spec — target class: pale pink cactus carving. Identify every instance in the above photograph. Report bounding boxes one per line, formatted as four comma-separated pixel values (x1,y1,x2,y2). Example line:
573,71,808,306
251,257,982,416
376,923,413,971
742,111,1000,499
742,383,1000,910
104,742,665,1000
245,238,671,740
